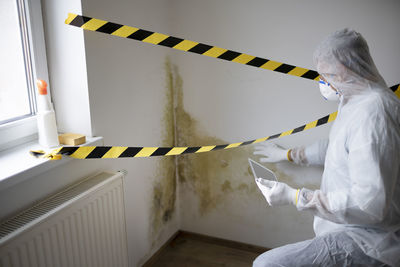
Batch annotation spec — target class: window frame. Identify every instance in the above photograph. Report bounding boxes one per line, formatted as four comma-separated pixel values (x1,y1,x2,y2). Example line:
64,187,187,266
0,0,51,152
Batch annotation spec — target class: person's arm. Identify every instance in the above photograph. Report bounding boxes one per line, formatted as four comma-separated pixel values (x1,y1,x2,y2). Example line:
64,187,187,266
296,117,395,225
296,146,387,224
254,139,328,166
290,139,329,166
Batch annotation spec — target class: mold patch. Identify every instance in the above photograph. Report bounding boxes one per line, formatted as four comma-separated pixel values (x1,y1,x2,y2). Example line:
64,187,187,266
170,62,264,216
149,58,177,247
156,58,312,225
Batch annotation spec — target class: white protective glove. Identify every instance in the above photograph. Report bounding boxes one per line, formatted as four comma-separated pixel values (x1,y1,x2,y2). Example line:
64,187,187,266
255,178,299,206
253,143,290,163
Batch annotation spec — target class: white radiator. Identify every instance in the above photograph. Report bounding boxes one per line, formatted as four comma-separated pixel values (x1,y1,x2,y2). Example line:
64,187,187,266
0,171,129,267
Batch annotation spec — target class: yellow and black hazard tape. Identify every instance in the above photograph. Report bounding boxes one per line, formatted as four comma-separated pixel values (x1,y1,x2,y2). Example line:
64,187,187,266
65,13,321,81
57,13,400,160
65,13,400,92
31,111,338,160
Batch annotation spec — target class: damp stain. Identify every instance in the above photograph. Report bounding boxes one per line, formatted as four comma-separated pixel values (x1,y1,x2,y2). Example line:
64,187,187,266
156,57,310,224
237,183,250,193
150,58,177,247
178,143,259,215
221,180,233,193
169,60,263,216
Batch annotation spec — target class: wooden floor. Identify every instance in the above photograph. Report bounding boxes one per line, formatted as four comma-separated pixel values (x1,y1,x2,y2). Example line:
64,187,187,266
144,231,268,267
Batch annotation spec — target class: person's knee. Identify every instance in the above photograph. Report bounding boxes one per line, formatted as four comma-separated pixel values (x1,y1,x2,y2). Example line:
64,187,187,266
252,254,265,267
252,244,300,267
253,252,273,267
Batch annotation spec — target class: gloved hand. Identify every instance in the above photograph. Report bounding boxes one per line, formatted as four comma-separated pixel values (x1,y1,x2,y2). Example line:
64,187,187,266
255,178,299,206
253,143,290,163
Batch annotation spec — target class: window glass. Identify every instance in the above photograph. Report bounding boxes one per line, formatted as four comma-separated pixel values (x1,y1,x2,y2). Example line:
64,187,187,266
0,0,34,124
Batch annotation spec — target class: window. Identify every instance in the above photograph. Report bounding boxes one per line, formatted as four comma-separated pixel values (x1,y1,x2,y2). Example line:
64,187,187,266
0,0,50,151
0,0,36,124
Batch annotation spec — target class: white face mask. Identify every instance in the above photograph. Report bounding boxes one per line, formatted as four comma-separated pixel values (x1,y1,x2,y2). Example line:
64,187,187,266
319,79,339,101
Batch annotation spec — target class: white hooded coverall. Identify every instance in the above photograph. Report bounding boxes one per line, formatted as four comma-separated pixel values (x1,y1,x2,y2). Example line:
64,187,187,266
254,29,400,266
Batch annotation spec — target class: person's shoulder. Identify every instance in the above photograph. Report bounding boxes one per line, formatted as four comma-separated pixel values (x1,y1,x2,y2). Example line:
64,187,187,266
347,92,380,115
346,92,399,140
346,91,394,126
362,91,400,127
360,90,399,112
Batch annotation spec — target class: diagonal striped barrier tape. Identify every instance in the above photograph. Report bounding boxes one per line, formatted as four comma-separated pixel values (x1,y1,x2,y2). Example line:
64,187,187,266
65,13,321,81
32,111,339,160
53,13,400,160
64,13,400,95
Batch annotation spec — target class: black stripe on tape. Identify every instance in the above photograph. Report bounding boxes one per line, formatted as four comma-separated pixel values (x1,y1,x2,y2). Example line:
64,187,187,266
96,22,123,34
183,147,200,154
86,146,112,158
59,147,79,155
218,50,241,61
301,70,319,80
246,57,269,67
292,125,306,134
274,64,296,74
158,36,184,47
119,147,142,157
390,84,398,92
213,145,227,150
69,15,92,27
127,29,154,41
316,115,330,126
189,43,213,54
151,147,173,156
268,133,281,140
241,140,256,146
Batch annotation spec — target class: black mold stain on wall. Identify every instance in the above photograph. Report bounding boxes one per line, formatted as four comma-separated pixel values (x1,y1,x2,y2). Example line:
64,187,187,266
150,58,309,243
150,58,177,247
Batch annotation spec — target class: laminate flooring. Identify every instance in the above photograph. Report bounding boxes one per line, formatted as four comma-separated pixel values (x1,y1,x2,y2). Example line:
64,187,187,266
145,231,268,267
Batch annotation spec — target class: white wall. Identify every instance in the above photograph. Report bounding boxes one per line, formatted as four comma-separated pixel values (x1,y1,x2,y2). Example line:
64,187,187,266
41,0,92,136
1,1,179,266
80,1,179,265
171,0,400,248
2,1,399,266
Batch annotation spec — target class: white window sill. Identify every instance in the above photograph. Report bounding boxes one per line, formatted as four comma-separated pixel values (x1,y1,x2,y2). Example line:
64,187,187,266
0,136,103,191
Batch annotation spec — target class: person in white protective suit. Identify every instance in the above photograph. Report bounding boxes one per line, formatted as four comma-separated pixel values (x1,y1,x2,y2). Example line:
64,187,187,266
253,28,400,267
